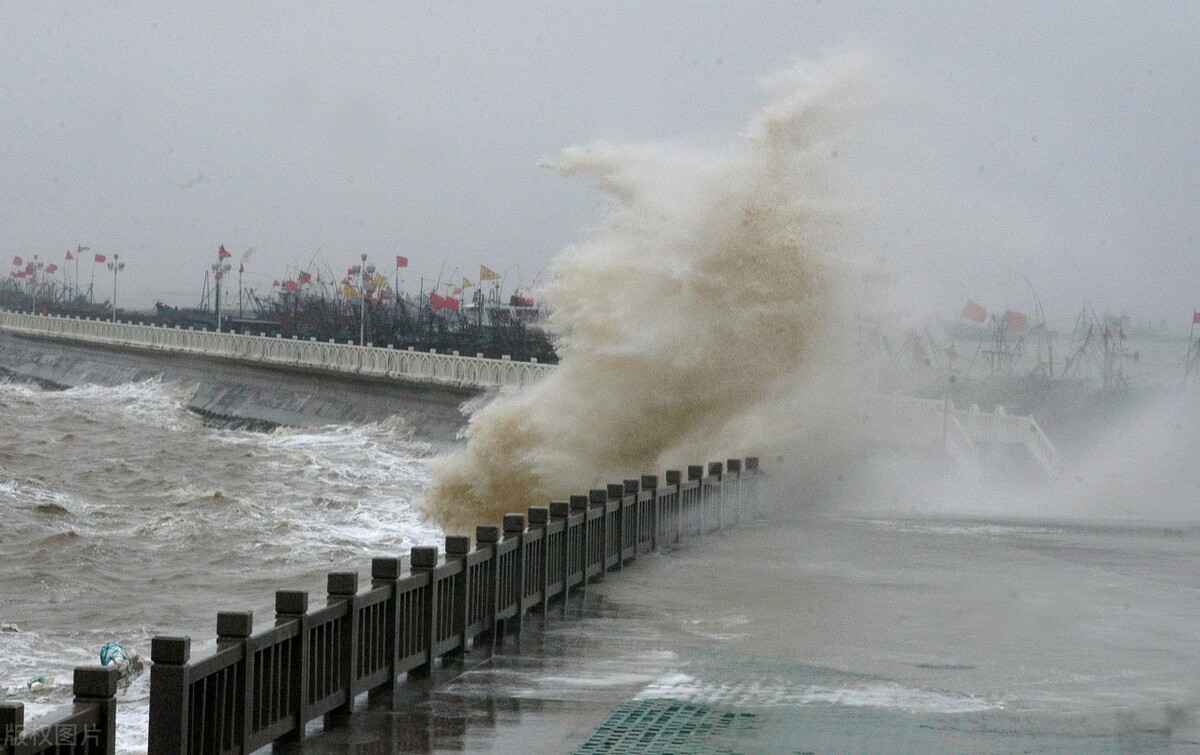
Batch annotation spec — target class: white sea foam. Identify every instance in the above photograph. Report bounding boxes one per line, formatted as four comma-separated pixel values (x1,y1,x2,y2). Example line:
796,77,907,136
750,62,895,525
60,377,201,432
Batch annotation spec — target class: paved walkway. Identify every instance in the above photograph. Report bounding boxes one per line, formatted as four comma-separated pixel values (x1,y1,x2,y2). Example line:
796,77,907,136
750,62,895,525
286,512,1200,753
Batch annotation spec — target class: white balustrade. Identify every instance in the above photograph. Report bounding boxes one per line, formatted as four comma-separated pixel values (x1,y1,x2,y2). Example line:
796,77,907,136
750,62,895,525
861,393,1058,474
0,310,554,390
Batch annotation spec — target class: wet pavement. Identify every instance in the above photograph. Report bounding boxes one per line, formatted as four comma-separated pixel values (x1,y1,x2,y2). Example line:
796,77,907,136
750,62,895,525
283,511,1200,753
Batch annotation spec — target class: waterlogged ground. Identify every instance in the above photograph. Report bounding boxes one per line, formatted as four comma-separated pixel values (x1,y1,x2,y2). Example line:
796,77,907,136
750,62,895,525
297,511,1200,753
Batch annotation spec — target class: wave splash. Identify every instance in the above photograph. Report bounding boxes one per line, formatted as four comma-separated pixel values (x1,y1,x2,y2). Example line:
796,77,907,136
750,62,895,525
423,53,874,531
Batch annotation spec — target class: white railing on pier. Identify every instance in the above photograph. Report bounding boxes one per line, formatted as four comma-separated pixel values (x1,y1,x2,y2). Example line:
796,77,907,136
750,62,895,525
860,394,1058,475
0,310,555,390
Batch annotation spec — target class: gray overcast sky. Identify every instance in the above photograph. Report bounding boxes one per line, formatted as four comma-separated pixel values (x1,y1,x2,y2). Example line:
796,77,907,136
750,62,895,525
3,2,1197,323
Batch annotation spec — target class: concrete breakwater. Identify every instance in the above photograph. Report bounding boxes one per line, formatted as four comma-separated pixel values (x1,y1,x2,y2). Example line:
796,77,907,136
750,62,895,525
0,329,476,442
0,310,560,440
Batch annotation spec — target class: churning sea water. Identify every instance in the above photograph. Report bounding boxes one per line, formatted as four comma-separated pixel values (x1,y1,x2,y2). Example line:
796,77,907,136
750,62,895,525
0,377,442,752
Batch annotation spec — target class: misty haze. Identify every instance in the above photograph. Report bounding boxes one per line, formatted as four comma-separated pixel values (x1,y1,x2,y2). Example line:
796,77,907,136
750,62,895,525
3,4,1200,753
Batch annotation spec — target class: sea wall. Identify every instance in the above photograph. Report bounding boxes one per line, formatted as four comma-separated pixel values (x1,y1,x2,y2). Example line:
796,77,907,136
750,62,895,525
0,310,554,389
0,330,479,442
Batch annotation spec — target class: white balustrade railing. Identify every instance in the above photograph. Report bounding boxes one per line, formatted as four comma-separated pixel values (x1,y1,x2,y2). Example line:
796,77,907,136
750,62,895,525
0,310,555,390
862,394,1058,474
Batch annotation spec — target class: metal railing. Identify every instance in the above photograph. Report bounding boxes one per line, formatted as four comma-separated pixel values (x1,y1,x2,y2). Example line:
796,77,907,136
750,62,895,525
0,310,554,390
4,458,759,755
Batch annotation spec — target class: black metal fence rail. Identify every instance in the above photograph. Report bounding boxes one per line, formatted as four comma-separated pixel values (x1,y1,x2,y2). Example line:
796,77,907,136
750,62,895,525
3,457,758,755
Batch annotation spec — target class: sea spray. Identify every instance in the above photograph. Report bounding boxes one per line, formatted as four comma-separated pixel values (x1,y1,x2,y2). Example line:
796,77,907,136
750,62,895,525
423,53,875,531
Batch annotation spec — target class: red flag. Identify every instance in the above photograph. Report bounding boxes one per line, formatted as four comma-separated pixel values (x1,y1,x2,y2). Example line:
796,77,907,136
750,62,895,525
396,255,408,268
1193,311,1200,325
430,293,460,313
12,256,22,267
285,280,298,293
1003,309,1028,334
218,245,231,259
94,254,106,264
65,250,74,261
298,271,312,284
46,264,58,274
961,300,987,323
12,270,25,279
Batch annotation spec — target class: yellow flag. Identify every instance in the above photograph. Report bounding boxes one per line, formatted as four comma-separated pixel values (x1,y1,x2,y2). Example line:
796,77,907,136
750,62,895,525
371,272,390,290
480,265,501,281
342,282,360,299
462,277,475,289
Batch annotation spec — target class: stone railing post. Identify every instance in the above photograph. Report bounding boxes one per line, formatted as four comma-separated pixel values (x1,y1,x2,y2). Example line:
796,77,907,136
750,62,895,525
593,488,613,577
687,465,704,535
73,666,119,753
370,556,403,699
527,506,551,619
607,483,625,571
571,494,591,590
708,462,724,531
0,700,22,752
503,513,527,635
641,474,659,551
216,610,253,748
622,479,639,564
408,546,439,676
148,636,192,753
726,458,743,525
445,535,471,659
549,501,571,615
475,525,501,648
745,457,760,513
274,589,309,742
326,572,359,726
665,470,682,544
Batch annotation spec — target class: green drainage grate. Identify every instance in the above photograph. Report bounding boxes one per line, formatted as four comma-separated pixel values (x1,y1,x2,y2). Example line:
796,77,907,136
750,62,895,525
575,699,758,754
